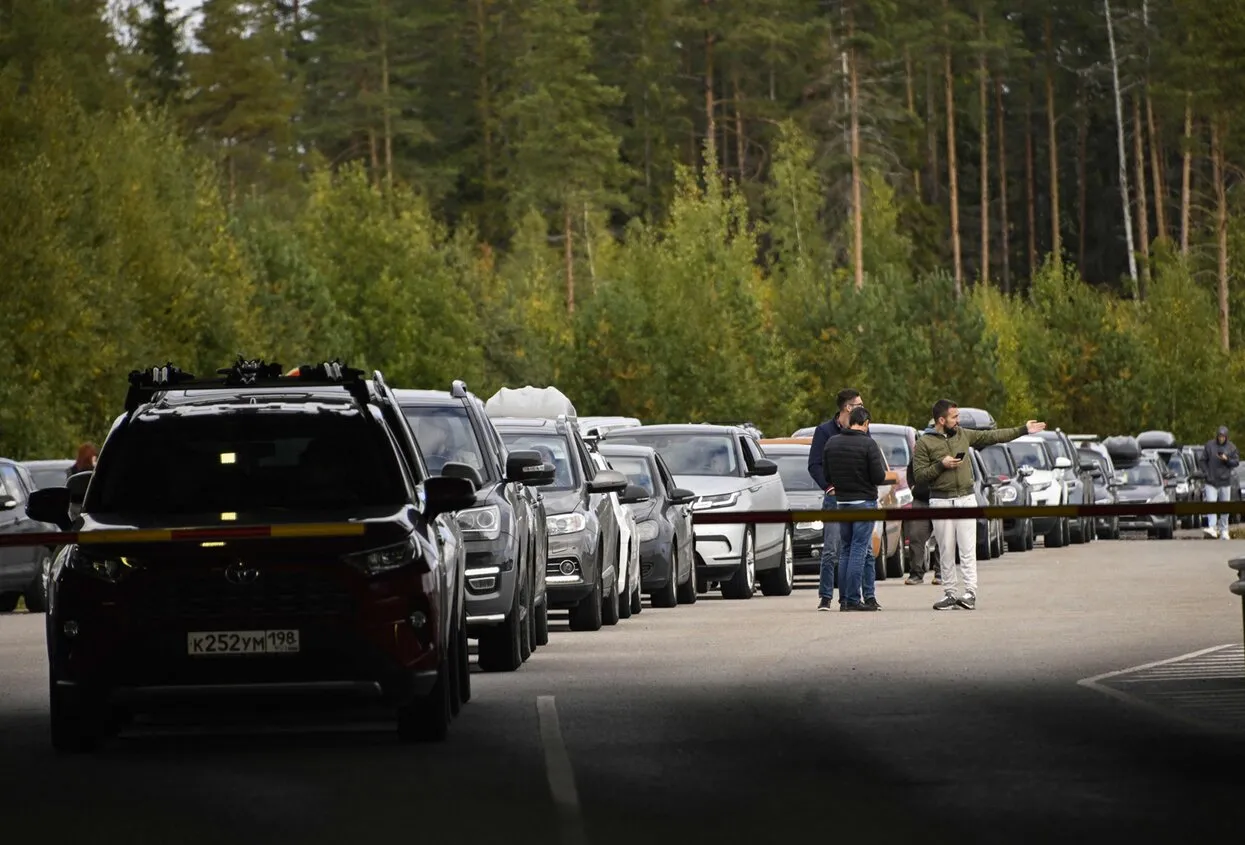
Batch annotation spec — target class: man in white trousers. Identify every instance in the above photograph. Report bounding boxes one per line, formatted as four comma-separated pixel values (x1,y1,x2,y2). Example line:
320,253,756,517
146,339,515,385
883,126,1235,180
912,400,1046,610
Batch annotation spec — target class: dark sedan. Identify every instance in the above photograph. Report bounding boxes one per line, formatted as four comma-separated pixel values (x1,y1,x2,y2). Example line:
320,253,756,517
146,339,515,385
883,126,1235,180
596,443,697,607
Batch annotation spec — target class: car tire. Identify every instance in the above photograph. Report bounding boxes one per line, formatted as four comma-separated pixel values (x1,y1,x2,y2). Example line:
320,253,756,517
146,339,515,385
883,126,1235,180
676,550,698,605
720,529,756,600
457,610,472,705
49,680,100,754
652,553,679,608
397,655,452,743
602,566,621,626
759,529,794,597
534,597,550,645
477,581,523,672
568,563,604,632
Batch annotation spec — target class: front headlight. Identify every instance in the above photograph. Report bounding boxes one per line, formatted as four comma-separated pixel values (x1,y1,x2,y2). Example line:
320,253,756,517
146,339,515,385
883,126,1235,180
342,536,418,576
456,505,501,540
66,548,140,584
691,491,740,510
635,520,659,542
998,486,1018,503
796,521,824,530
547,512,588,536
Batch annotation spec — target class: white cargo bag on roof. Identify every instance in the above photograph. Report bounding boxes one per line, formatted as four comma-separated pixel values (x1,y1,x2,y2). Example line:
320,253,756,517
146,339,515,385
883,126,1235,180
484,385,577,419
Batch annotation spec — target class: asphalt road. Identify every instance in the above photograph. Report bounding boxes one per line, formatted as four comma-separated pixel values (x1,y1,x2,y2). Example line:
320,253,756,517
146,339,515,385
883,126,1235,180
2,535,1244,843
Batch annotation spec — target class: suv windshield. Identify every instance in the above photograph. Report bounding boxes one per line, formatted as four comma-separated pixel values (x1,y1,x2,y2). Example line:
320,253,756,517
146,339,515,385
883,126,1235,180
499,431,577,491
402,404,489,477
604,456,656,496
772,453,819,491
89,410,408,514
979,445,1012,478
1118,464,1162,486
1009,441,1051,470
872,432,910,469
604,433,742,477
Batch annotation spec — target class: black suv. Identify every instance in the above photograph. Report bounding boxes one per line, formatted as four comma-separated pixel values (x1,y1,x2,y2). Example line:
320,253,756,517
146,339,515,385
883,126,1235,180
26,360,478,751
488,415,628,632
395,382,553,672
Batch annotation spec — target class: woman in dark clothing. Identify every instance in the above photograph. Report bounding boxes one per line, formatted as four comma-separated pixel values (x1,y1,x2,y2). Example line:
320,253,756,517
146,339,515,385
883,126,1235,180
67,443,97,478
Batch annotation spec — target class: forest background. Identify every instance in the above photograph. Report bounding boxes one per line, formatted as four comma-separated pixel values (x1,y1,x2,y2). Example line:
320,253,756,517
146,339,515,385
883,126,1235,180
2,0,1244,458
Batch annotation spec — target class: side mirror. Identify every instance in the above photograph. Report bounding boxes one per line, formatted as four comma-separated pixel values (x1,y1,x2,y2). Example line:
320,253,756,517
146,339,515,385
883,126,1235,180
504,449,549,484
749,458,779,477
424,476,478,518
1,497,16,511
441,461,485,489
1054,456,1072,469
26,487,72,531
66,470,92,505
668,487,696,504
619,483,650,505
587,468,628,495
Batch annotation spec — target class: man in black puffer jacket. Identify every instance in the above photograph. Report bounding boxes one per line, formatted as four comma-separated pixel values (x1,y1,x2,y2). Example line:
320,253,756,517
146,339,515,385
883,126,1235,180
824,406,894,611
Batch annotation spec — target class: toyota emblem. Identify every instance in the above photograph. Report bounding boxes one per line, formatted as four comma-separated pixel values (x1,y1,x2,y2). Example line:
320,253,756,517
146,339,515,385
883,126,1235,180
224,561,260,585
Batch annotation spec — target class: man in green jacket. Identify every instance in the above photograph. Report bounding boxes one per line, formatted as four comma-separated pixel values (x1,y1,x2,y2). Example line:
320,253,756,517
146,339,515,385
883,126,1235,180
912,399,1046,611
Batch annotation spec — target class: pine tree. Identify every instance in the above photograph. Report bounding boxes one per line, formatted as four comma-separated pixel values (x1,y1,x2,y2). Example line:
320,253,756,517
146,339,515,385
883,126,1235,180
132,0,188,108
183,0,301,204
498,0,628,312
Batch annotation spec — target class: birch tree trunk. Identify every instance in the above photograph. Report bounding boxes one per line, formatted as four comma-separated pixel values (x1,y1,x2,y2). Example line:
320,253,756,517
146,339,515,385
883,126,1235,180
1132,95,1150,292
906,48,921,198
995,77,1011,292
1211,118,1229,351
944,0,962,294
849,5,864,290
564,203,575,314
1044,16,1061,266
1025,86,1037,278
978,7,989,287
1181,97,1193,255
1104,0,1138,287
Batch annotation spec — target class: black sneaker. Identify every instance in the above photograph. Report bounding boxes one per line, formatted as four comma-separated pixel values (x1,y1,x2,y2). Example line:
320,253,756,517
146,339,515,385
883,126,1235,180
956,594,976,610
817,597,832,612
864,597,882,610
933,594,959,611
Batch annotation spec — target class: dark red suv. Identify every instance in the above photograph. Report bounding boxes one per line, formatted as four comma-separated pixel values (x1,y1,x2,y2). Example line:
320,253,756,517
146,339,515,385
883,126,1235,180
26,360,477,752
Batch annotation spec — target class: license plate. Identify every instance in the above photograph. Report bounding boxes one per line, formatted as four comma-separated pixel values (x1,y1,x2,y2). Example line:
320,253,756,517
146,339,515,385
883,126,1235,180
187,630,300,656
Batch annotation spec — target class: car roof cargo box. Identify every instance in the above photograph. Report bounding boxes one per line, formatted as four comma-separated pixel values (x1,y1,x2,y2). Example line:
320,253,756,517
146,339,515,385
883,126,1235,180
928,407,996,430
484,385,577,420
1137,430,1178,450
1104,435,1142,467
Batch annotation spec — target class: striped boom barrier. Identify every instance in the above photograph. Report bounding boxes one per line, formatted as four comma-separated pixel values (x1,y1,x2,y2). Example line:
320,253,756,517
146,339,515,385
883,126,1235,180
0,522,368,549
691,501,1245,525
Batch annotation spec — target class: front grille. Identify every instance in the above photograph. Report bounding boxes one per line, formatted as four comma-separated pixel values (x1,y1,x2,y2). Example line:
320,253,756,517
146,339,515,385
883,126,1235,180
137,568,354,622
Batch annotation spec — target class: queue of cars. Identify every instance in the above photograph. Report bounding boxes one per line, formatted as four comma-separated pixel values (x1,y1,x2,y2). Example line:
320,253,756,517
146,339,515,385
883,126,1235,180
0,374,1226,752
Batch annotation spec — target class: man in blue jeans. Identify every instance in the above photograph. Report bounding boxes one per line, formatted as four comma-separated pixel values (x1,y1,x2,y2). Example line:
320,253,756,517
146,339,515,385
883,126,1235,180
824,406,894,611
808,388,865,611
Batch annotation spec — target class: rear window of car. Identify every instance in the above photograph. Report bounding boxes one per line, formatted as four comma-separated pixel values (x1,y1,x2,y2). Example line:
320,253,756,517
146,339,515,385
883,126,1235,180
87,409,408,514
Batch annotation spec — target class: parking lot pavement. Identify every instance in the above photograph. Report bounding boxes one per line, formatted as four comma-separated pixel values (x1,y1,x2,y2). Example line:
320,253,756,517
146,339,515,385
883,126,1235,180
2,538,1244,843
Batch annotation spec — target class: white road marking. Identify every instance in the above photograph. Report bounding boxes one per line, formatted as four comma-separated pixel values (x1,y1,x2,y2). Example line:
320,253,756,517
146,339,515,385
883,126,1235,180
1077,644,1245,736
537,696,588,845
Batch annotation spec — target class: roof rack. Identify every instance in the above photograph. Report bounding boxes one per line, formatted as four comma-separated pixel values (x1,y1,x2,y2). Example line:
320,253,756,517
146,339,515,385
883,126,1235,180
124,357,371,413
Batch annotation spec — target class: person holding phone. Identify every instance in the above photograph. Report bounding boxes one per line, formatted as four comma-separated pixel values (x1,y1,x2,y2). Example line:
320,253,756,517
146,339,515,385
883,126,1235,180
912,400,1046,611
1201,426,1239,539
